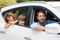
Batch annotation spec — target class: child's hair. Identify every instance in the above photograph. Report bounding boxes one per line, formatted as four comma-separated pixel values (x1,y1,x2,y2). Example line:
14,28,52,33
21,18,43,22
18,14,26,21
4,12,15,23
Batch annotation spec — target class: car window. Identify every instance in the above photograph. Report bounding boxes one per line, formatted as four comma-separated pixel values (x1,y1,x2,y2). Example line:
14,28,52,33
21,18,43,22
30,6,59,24
2,6,30,27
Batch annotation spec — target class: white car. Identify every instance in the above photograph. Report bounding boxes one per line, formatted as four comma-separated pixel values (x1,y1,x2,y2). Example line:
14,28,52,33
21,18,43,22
0,1,60,40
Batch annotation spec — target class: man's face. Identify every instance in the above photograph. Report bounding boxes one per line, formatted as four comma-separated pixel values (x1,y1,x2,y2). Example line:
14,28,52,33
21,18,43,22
37,12,46,23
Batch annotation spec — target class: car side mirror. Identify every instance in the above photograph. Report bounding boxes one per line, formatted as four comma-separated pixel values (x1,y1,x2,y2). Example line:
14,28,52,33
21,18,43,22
45,23,60,35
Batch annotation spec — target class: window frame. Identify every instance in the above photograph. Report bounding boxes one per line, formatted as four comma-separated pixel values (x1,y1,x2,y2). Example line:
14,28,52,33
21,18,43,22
2,6,32,27
30,6,60,24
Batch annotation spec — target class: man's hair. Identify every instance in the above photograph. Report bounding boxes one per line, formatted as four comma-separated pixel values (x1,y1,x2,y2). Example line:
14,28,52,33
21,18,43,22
36,10,46,16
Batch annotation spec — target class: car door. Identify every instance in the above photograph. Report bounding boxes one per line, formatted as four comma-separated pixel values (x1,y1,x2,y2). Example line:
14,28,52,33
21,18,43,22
30,6,60,40
0,6,34,40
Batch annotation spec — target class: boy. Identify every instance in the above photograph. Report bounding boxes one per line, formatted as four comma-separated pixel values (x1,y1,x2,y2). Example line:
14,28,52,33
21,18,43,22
18,14,26,26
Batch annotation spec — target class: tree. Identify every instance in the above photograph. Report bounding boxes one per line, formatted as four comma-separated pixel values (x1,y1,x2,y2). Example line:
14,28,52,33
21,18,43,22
16,0,30,2
16,0,59,3
0,0,16,9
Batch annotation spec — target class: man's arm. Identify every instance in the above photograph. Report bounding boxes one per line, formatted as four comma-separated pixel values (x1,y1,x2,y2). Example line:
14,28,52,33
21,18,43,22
30,23,45,31
36,26,45,31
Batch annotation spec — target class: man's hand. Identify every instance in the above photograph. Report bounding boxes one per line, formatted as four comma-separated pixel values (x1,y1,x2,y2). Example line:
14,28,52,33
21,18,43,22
36,26,45,31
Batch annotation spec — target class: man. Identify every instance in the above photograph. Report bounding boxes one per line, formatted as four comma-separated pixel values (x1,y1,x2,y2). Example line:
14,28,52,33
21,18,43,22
31,10,55,31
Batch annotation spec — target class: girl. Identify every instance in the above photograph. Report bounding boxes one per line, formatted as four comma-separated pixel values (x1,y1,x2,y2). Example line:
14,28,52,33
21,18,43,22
4,12,18,29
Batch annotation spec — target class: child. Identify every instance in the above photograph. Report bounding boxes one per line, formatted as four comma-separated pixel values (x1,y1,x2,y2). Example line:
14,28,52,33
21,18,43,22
18,14,26,26
4,12,18,29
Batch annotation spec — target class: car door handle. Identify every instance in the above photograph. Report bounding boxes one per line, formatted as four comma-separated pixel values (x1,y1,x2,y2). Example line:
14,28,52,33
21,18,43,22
24,36,31,40
0,31,6,34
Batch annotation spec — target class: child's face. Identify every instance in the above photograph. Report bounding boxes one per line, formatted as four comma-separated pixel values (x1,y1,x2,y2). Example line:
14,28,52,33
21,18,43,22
7,16,14,21
7,16,15,24
19,20,25,26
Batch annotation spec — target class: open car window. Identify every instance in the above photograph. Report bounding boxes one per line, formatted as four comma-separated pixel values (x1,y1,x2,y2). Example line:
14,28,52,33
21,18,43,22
2,6,30,27
30,6,59,24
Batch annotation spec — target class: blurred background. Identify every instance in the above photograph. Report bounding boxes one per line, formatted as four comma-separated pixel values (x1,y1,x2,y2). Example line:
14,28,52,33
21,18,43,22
0,0,60,9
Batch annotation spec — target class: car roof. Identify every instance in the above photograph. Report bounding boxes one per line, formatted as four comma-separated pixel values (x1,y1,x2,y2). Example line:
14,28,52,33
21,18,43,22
45,2,60,13
1,1,47,13
1,1,60,19
45,1,60,7
1,1,60,13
